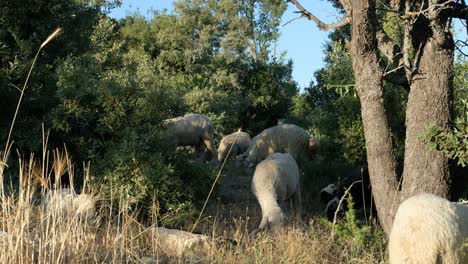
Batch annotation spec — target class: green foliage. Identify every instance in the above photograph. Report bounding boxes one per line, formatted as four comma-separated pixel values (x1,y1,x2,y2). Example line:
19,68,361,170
1,0,297,224
424,56,466,166
0,0,104,152
323,195,385,256
50,15,219,225
454,56,468,119
96,127,215,226
426,99,468,167
296,40,366,166
242,60,298,134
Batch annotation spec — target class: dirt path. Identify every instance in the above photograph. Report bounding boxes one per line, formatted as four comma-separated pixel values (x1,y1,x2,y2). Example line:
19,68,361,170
203,162,262,231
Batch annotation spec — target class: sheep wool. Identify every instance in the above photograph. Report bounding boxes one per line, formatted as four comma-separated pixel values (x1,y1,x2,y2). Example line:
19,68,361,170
389,194,468,264
42,188,96,218
252,153,301,229
163,114,218,162
217,131,251,162
243,123,317,167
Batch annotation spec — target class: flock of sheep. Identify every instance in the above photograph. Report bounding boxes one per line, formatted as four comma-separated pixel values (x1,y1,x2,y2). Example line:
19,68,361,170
164,113,468,263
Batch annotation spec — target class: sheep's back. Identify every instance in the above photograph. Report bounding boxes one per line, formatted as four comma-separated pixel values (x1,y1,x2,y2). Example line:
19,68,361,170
268,124,310,158
253,153,299,201
165,114,214,144
389,194,466,264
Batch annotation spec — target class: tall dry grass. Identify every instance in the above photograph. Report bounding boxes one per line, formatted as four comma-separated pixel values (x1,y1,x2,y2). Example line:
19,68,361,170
0,136,388,264
0,165,387,263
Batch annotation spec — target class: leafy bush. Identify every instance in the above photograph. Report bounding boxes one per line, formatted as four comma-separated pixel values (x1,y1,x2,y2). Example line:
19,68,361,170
324,195,385,257
426,99,468,167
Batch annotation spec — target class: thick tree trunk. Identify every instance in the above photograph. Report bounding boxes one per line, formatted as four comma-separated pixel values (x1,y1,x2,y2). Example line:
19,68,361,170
350,0,400,234
402,6,453,200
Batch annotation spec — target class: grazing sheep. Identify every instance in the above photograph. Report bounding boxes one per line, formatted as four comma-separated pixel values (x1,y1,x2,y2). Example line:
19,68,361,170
389,194,468,264
252,153,301,229
42,188,96,218
320,166,375,221
217,131,251,163
241,123,318,167
325,197,345,220
163,114,218,162
320,184,338,205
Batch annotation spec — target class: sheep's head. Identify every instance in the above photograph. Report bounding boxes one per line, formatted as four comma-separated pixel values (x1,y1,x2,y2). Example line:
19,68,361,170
308,138,319,160
217,142,227,162
259,207,285,230
320,184,338,205
240,148,257,168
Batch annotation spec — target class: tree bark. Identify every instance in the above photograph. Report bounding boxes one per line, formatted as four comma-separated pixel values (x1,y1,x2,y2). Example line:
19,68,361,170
350,0,400,234
402,2,453,200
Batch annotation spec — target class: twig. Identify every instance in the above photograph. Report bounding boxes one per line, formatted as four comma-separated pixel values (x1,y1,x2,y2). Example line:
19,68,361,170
287,0,350,31
331,180,362,239
1,28,62,198
282,15,304,27
383,64,405,77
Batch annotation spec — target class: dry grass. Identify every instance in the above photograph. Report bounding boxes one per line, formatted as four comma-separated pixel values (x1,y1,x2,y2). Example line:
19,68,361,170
0,149,389,263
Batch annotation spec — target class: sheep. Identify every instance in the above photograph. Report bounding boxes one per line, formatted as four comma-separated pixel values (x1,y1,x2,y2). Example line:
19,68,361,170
325,197,345,221
252,153,301,229
320,166,375,221
240,123,318,167
42,188,96,218
217,131,251,163
320,183,339,205
163,114,218,162
389,194,468,264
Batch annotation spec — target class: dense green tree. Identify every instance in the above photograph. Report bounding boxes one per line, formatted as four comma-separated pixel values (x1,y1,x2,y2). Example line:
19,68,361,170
0,0,105,152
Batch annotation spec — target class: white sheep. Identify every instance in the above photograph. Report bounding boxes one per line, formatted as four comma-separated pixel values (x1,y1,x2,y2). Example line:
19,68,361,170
241,123,318,167
163,114,218,162
389,194,468,264
251,153,301,229
42,188,96,218
217,131,251,163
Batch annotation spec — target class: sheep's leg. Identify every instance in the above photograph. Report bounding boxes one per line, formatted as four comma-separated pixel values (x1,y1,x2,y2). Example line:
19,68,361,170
203,138,218,162
194,143,206,161
292,187,302,222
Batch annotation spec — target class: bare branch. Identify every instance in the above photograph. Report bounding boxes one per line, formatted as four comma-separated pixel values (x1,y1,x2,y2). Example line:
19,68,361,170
282,15,304,27
9,83,22,93
455,40,468,56
287,0,351,31
403,0,414,83
383,64,405,77
445,1,468,19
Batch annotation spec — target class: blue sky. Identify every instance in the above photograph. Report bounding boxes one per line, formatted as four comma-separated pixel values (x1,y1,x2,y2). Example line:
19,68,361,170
108,1,338,89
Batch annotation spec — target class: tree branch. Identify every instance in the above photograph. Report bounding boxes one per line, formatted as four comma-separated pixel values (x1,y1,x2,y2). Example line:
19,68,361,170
445,1,468,19
287,0,351,31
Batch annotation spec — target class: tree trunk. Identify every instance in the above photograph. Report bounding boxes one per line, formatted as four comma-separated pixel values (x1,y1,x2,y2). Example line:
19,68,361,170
350,0,400,234
401,4,453,200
